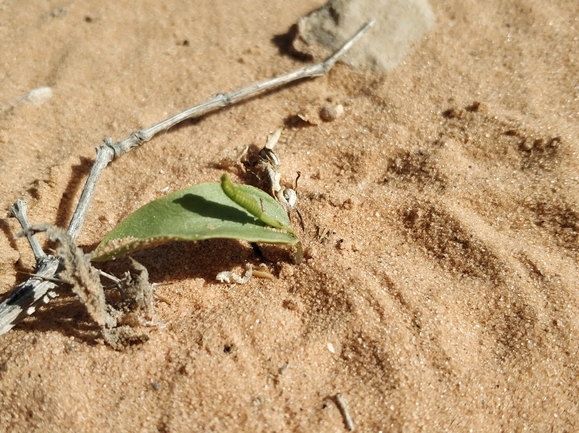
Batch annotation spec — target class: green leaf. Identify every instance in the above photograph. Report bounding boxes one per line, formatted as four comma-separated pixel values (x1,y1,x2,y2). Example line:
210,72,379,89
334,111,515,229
92,182,298,262
220,173,293,233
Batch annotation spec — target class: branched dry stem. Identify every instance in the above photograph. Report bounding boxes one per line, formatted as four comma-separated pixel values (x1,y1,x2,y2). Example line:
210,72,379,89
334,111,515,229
0,20,374,336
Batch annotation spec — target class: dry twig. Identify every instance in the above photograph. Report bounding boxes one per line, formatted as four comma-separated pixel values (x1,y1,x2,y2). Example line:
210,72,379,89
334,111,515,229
335,393,355,431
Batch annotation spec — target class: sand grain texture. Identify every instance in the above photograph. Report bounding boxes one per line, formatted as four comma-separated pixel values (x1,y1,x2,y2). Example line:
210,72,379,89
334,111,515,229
0,1,578,432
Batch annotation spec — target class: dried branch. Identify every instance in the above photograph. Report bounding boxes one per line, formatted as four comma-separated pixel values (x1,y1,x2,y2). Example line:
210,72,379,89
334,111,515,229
9,200,45,260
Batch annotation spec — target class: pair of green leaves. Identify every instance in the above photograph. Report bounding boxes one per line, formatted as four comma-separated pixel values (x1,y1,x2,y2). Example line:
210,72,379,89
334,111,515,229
92,173,299,262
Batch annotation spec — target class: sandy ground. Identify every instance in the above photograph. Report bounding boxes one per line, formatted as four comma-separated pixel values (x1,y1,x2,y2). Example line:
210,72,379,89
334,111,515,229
1,0,578,431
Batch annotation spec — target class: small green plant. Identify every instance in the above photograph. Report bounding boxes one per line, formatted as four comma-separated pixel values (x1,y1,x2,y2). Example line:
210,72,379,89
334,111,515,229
92,174,300,262
0,22,372,335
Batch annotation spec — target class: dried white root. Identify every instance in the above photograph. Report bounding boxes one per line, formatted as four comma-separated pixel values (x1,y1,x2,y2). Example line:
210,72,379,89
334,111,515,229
216,263,253,284
256,128,298,214
335,393,355,431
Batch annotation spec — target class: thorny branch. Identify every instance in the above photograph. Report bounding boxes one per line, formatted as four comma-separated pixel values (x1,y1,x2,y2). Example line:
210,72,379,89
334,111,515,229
0,21,374,336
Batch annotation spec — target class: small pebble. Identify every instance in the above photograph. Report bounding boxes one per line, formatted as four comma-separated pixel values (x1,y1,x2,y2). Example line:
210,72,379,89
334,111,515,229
320,104,344,121
25,87,53,104
327,342,336,354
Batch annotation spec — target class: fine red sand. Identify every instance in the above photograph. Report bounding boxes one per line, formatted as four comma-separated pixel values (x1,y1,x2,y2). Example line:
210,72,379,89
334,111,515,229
1,1,578,431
